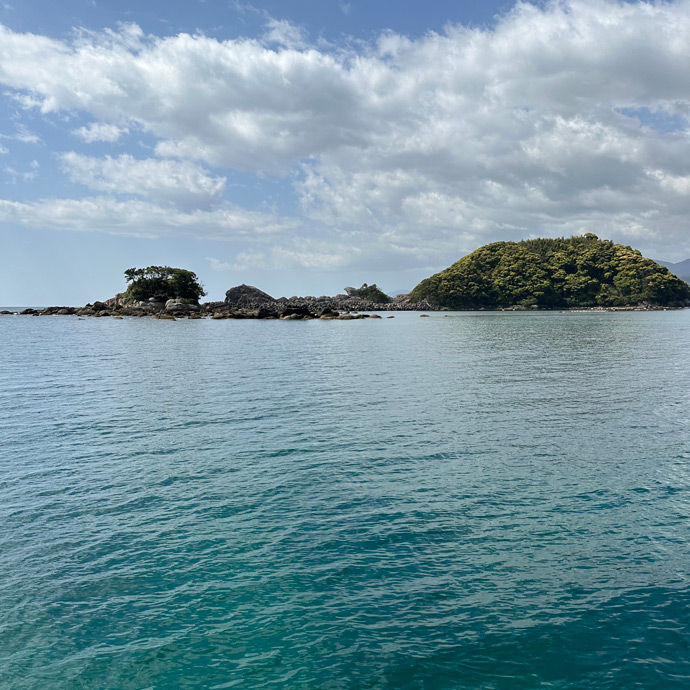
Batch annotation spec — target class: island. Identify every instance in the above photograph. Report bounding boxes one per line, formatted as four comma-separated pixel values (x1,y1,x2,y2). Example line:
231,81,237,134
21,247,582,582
410,234,690,310
7,274,406,319
4,235,689,318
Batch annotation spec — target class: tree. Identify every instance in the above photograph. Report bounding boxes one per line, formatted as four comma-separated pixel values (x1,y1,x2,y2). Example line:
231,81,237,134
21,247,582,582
122,266,206,303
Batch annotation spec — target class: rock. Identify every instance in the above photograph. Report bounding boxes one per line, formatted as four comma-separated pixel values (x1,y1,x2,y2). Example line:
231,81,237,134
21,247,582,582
38,306,76,315
317,307,340,318
92,301,107,312
280,304,313,319
19,308,38,315
224,284,274,308
261,307,280,318
165,298,200,313
155,313,176,320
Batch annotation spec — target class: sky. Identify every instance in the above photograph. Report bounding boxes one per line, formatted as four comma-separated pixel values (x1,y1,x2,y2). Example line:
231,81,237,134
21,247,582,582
1,0,690,304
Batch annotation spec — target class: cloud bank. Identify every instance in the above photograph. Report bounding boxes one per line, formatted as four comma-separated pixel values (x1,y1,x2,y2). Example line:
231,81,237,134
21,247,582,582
1,0,690,268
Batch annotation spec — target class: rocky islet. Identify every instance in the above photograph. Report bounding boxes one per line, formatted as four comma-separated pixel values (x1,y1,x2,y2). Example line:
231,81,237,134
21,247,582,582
5,285,427,320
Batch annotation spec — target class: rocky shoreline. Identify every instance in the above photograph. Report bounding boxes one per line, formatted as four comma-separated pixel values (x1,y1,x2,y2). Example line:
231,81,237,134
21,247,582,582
1,284,433,320
1,284,684,319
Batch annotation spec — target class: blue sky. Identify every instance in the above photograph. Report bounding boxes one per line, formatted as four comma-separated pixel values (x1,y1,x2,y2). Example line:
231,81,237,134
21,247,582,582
1,0,690,304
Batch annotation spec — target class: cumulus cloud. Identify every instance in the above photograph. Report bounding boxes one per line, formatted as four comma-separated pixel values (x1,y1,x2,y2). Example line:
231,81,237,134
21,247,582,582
60,153,227,209
1,1,690,262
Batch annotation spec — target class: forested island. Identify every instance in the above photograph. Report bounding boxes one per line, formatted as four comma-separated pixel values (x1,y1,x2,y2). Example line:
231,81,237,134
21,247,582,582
410,235,690,309
4,235,690,318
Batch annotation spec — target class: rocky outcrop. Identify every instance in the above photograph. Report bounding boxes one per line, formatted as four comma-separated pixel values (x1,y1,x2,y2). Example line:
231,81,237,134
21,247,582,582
165,299,200,314
6,284,431,319
214,285,429,315
225,284,275,307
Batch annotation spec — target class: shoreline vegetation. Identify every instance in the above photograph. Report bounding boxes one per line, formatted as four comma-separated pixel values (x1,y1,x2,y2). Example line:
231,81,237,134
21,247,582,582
3,236,689,319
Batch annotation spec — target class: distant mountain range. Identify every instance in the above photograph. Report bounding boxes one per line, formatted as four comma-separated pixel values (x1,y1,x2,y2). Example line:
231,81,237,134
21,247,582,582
656,259,690,283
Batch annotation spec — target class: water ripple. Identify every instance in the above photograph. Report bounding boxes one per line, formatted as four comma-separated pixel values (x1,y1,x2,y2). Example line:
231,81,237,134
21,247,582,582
1,311,690,688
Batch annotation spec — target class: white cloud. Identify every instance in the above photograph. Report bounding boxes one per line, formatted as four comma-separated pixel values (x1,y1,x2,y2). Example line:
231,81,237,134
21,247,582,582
2,2,690,261
0,195,297,238
231,241,357,270
73,122,128,143
0,124,40,144
2,159,38,183
207,257,233,271
261,18,307,48
15,125,39,143
60,153,227,209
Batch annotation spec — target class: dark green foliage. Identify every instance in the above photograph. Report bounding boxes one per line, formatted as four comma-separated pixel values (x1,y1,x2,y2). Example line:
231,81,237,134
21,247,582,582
353,283,391,303
410,235,690,309
123,266,206,303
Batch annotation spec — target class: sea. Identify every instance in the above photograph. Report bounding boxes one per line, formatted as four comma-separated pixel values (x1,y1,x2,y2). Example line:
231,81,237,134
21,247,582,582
1,309,690,689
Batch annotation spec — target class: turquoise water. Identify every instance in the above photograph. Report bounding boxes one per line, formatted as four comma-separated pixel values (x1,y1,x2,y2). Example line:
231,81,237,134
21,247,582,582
1,311,690,689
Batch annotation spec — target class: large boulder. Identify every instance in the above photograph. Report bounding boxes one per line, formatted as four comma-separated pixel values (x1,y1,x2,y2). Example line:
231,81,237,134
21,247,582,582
165,299,200,313
224,284,275,308
279,304,313,319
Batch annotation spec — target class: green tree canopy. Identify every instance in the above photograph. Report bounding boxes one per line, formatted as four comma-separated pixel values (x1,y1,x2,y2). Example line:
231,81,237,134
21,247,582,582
353,283,391,304
410,235,690,309
123,266,206,303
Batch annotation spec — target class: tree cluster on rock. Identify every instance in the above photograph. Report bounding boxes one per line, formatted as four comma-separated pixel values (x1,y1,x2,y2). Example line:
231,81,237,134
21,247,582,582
343,283,392,303
122,266,206,304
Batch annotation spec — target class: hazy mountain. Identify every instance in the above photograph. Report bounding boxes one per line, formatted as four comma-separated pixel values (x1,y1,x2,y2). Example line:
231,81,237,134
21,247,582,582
656,258,690,283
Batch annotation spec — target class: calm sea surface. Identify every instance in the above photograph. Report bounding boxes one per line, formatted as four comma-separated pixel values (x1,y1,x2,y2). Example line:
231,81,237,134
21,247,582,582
1,310,690,689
